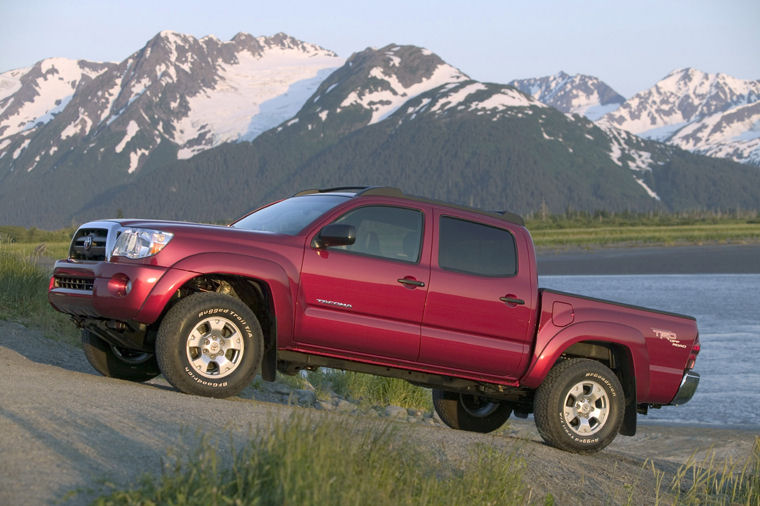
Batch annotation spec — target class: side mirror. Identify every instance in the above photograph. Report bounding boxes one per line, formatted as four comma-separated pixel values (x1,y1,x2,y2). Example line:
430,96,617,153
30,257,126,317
314,224,356,248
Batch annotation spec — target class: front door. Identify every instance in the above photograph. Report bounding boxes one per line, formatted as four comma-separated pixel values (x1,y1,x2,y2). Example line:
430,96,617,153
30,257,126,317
296,204,431,362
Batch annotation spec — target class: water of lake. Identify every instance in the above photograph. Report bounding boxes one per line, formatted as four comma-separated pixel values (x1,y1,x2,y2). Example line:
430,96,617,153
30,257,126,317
538,274,760,429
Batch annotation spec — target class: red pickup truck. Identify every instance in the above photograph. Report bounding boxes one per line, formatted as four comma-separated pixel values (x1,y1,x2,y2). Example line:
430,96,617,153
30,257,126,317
48,187,700,453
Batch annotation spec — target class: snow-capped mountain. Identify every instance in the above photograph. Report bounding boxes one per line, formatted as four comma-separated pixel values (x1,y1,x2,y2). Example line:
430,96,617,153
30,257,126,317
601,68,760,165
0,31,343,175
0,58,113,139
509,71,625,120
80,54,760,228
273,43,469,136
2,34,760,228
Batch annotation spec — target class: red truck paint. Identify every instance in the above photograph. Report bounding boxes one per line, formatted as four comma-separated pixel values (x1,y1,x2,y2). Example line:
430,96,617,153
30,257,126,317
48,187,700,453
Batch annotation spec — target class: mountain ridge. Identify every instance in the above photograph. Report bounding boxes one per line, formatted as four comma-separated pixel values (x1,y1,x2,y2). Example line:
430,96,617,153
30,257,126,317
600,68,760,165
509,71,625,120
1,32,759,229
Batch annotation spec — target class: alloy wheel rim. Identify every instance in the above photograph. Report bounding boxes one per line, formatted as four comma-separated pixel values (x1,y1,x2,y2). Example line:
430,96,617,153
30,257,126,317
562,380,610,436
185,316,245,379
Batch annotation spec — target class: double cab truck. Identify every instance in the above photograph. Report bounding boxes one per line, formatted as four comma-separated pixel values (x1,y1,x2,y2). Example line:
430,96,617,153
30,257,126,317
48,187,700,453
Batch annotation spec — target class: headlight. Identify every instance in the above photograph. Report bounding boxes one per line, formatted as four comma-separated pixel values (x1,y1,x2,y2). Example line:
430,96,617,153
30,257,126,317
111,228,173,259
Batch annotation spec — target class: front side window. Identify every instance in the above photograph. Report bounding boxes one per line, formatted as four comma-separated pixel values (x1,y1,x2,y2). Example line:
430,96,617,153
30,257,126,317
438,216,517,277
330,206,423,263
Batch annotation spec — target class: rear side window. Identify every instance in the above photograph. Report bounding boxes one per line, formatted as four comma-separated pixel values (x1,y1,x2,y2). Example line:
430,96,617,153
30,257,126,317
438,216,517,277
331,206,423,263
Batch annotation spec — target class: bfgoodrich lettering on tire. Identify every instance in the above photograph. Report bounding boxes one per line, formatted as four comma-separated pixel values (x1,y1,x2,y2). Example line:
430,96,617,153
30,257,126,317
155,292,263,398
533,358,624,454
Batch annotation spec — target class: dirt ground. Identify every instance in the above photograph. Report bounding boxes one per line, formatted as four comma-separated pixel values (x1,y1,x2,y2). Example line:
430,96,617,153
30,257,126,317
1,320,757,505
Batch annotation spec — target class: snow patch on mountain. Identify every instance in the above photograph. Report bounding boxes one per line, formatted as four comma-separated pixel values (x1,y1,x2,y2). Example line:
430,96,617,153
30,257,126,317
583,103,622,121
470,88,535,111
340,60,467,124
115,120,139,153
600,68,760,165
129,148,149,174
13,138,30,160
0,58,110,140
0,67,31,106
634,178,660,200
603,125,657,170
173,46,343,159
429,82,487,112
666,101,760,164
509,71,625,120
60,109,93,140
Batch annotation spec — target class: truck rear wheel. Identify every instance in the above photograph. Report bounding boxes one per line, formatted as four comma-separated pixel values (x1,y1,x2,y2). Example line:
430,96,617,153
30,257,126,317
155,292,263,398
533,358,624,454
432,389,511,433
82,330,160,382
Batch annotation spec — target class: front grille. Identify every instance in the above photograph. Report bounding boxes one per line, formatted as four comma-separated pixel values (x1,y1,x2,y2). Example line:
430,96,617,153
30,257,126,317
55,276,94,291
69,228,110,261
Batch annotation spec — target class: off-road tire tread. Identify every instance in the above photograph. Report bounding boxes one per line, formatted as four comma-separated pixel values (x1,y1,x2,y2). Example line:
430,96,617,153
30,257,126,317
534,358,624,454
82,330,160,382
433,389,511,433
155,292,263,398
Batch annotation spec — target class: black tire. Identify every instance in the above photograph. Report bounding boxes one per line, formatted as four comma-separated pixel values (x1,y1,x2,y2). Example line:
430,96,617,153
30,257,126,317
82,330,160,382
533,358,624,454
155,292,263,398
432,389,512,433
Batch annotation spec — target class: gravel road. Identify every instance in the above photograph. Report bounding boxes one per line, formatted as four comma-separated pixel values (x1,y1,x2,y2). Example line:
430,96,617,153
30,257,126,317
1,320,756,505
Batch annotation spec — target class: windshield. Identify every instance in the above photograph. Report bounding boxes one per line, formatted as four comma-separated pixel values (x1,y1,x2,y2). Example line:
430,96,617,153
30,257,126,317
232,195,350,235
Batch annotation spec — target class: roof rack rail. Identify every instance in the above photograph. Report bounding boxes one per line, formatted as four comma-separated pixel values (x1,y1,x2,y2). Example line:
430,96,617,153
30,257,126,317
293,186,404,197
293,186,372,196
356,187,404,197
291,186,524,226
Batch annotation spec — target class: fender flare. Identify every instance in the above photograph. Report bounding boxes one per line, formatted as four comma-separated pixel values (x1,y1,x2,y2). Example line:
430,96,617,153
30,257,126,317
136,252,296,346
519,321,651,401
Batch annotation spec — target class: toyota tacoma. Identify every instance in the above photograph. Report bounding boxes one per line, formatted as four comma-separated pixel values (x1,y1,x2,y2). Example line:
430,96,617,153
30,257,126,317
48,187,700,453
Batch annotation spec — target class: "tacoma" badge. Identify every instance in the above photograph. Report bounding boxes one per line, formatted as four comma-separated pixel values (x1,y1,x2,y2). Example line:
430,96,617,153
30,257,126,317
316,298,353,310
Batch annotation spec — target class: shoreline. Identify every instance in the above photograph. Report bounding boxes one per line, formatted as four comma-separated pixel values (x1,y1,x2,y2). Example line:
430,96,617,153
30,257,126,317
537,243,760,275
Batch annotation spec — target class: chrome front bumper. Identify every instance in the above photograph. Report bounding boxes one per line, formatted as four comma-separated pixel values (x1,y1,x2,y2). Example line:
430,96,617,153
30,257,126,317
669,371,700,406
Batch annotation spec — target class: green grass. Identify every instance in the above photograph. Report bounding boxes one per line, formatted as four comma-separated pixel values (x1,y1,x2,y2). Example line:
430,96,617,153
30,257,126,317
91,413,530,505
655,437,760,505
0,244,79,345
1,240,70,261
530,223,760,249
86,415,759,505
525,210,760,249
0,225,76,243
278,369,433,412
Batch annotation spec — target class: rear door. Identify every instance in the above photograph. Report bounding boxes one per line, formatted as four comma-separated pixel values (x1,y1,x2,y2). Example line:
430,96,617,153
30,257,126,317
420,212,534,378
296,203,432,361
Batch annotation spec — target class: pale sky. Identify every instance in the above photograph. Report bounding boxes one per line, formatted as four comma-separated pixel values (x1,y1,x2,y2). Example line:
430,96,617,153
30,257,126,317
1,0,758,97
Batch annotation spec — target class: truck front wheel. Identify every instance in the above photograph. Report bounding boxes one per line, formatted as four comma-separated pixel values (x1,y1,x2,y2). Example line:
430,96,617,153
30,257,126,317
155,292,263,398
533,358,624,454
432,389,511,433
82,330,160,382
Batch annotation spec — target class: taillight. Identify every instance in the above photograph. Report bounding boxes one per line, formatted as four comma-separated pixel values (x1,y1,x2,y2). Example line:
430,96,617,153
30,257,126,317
686,335,700,370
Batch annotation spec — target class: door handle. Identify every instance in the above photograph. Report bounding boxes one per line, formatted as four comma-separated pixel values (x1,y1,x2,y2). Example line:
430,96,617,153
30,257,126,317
398,278,425,288
500,296,525,305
